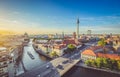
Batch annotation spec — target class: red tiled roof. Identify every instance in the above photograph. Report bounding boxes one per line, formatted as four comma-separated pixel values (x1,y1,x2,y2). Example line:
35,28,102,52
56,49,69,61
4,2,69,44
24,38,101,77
81,46,120,60
62,39,76,45
97,53,120,60
88,46,103,51
54,44,66,49
81,46,103,56
82,49,96,56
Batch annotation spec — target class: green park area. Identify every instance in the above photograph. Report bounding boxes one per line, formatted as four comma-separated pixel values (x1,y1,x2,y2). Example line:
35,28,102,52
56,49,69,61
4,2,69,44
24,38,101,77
85,58,120,71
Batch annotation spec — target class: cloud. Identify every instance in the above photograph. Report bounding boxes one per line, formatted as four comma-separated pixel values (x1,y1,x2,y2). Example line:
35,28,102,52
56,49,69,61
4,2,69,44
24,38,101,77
0,10,120,34
13,11,20,14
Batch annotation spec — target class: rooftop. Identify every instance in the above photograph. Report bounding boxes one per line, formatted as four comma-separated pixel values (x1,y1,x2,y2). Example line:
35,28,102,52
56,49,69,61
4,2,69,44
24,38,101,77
82,49,96,56
0,47,7,51
88,46,103,51
97,53,120,60
62,39,76,45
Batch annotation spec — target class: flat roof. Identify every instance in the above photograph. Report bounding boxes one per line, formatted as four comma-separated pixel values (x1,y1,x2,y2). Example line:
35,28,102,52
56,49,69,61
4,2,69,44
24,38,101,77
0,47,7,51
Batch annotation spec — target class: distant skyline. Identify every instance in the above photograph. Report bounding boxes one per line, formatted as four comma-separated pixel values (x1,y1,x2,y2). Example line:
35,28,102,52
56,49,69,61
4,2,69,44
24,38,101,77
0,0,120,34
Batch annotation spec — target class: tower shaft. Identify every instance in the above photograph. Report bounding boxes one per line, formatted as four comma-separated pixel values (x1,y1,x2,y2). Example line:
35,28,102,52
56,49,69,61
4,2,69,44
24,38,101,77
77,18,79,39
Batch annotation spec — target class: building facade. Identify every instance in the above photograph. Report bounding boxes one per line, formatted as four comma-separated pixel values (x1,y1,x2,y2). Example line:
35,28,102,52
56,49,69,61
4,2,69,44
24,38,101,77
0,47,9,77
81,46,120,61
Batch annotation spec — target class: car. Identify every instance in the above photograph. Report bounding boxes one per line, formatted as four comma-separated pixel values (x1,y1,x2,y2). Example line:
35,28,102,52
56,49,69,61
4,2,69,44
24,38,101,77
9,60,12,63
75,53,78,56
37,75,41,77
80,59,83,62
71,56,74,59
46,65,50,69
56,64,64,70
62,60,69,64
51,67,55,70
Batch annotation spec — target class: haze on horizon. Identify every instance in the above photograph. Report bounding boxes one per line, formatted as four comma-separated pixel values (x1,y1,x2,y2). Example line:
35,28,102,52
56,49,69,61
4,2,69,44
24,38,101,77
0,0,120,35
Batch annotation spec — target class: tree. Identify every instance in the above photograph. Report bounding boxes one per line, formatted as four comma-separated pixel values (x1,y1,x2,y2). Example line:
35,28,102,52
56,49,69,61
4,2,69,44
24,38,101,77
98,39,107,53
102,58,108,68
85,57,120,71
68,44,76,49
91,60,97,67
96,58,103,68
50,51,58,58
85,60,92,66
67,44,76,51
98,39,106,46
117,61,120,71
106,58,113,69
111,59,117,70
63,44,76,54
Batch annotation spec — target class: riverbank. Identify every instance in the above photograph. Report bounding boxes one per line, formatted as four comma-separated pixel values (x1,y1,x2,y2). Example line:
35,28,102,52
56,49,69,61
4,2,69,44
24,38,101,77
15,45,23,65
76,62,120,75
62,66,120,77
8,44,25,77
16,44,27,75
32,44,52,60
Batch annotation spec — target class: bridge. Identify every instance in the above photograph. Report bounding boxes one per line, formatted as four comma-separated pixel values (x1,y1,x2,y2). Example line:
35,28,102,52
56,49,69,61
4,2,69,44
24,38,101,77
17,56,80,77
50,57,80,76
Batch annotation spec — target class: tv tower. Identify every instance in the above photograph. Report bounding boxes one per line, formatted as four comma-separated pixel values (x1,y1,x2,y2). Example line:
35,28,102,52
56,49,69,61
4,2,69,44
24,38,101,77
77,18,79,39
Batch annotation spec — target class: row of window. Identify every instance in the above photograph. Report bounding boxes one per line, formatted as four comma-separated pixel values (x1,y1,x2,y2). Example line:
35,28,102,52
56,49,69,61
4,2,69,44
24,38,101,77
0,61,8,65
0,64,8,77
81,54,96,60
0,72,8,77
0,70,8,74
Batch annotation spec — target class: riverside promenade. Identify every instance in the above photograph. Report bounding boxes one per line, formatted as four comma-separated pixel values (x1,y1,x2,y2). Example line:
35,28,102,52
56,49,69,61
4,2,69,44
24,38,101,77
76,62,120,75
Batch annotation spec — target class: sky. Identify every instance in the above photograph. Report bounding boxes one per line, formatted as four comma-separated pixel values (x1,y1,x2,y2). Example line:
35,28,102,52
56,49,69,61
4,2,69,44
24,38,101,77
0,0,120,34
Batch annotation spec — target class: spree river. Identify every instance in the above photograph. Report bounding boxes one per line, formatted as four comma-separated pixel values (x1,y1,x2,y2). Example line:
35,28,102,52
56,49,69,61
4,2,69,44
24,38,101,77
62,66,120,77
22,39,49,71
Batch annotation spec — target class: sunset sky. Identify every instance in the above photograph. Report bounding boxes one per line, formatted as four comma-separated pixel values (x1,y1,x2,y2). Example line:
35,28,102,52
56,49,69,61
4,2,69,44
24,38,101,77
0,0,120,34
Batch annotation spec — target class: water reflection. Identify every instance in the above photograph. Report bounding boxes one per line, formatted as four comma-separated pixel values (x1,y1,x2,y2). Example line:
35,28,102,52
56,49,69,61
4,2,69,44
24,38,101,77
62,66,120,77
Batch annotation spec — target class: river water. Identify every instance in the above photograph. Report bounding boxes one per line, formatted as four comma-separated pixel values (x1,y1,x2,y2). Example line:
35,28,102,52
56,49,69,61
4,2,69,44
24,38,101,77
62,66,120,77
22,39,49,71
